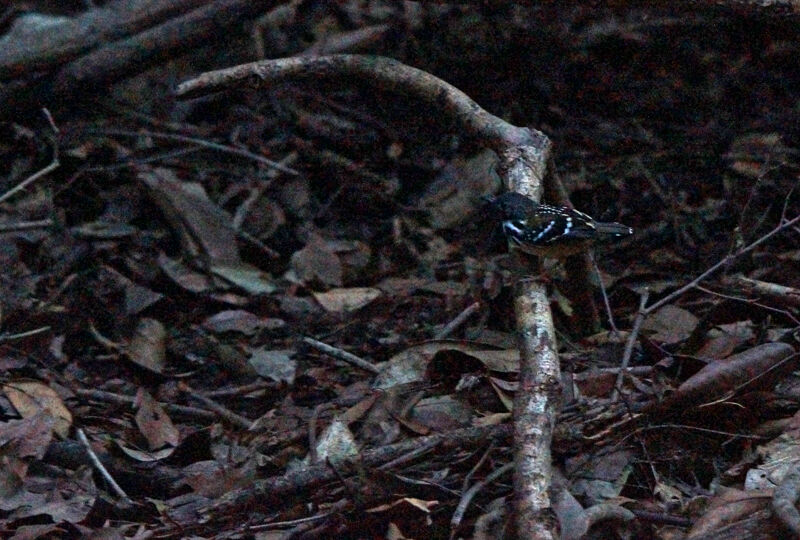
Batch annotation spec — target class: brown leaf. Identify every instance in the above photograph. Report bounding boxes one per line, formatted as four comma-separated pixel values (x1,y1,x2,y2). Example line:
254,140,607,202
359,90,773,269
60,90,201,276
366,497,439,514
408,395,474,431
570,449,634,504
247,347,296,384
134,388,180,451
202,310,285,335
687,488,771,538
126,318,167,374
642,305,699,345
312,287,381,313
376,277,427,296
181,459,256,497
290,233,343,286
645,343,797,414
419,280,467,297
157,253,214,293
116,442,175,462
697,321,756,360
102,265,163,315
327,239,371,282
1,466,96,523
307,418,358,465
3,380,72,438
0,414,56,459
139,168,240,265
373,341,518,389
210,262,276,295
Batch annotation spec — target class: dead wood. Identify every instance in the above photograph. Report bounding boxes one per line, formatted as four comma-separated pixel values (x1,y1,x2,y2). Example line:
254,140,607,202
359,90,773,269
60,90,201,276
0,0,277,118
0,0,211,78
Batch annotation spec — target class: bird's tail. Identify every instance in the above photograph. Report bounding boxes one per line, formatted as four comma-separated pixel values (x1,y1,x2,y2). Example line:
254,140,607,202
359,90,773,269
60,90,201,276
595,221,633,238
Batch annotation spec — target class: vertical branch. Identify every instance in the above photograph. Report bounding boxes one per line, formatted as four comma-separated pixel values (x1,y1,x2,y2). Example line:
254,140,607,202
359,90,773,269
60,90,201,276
513,279,561,539
499,142,561,539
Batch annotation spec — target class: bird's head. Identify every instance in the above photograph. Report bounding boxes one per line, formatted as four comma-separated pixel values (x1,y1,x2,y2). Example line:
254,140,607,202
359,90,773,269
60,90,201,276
482,192,537,221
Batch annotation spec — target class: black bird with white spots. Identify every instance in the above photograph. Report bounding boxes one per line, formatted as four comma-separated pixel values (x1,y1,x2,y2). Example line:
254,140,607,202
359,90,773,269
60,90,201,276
485,192,633,258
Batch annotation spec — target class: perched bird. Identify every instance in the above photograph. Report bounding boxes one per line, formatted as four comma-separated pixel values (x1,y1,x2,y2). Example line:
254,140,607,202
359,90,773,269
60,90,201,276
485,192,633,258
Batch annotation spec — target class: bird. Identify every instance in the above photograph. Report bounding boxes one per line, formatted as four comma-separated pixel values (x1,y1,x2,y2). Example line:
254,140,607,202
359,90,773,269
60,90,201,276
484,192,633,258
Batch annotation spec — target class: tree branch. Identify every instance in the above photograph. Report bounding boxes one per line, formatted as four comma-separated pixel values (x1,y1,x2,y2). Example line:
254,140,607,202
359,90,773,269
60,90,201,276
177,54,559,537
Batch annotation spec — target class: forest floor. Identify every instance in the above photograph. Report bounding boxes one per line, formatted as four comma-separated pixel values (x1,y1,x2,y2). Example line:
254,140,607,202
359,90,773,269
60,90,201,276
0,3,799,539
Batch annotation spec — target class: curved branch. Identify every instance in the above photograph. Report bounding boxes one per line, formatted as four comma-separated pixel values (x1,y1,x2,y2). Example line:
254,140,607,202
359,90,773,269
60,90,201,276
177,54,558,537
176,55,546,150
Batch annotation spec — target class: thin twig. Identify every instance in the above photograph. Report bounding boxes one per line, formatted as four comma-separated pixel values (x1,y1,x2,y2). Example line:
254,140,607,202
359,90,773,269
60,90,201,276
461,443,495,493
613,424,769,449
612,197,799,403
247,501,349,532
76,428,131,502
179,382,253,429
780,182,797,222
302,337,379,374
378,439,440,471
236,228,281,259
0,219,54,233
42,108,59,133
175,55,543,150
90,128,299,175
645,211,800,316
0,326,51,342
435,301,481,339
77,388,217,422
727,274,800,309
0,156,60,205
590,252,619,335
308,403,334,464
612,290,649,401
203,381,273,398
630,509,692,528
696,284,800,325
450,462,513,536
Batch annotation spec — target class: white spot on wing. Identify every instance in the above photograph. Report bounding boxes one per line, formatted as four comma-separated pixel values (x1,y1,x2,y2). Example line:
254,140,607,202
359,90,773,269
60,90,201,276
533,221,555,242
503,220,524,235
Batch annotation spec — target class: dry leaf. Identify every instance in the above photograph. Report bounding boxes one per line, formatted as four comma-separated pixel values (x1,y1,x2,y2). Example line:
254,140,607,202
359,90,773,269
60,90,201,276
139,168,240,264
0,414,56,459
248,348,296,384
158,253,214,293
134,388,180,451
313,287,381,313
290,233,343,287
210,263,276,295
3,381,72,438
126,318,167,374
202,310,285,334
645,343,796,414
373,341,519,389
642,304,699,344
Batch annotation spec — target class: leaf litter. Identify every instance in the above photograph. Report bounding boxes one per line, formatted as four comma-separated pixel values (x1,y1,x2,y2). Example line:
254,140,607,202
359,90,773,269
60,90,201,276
0,5,799,538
